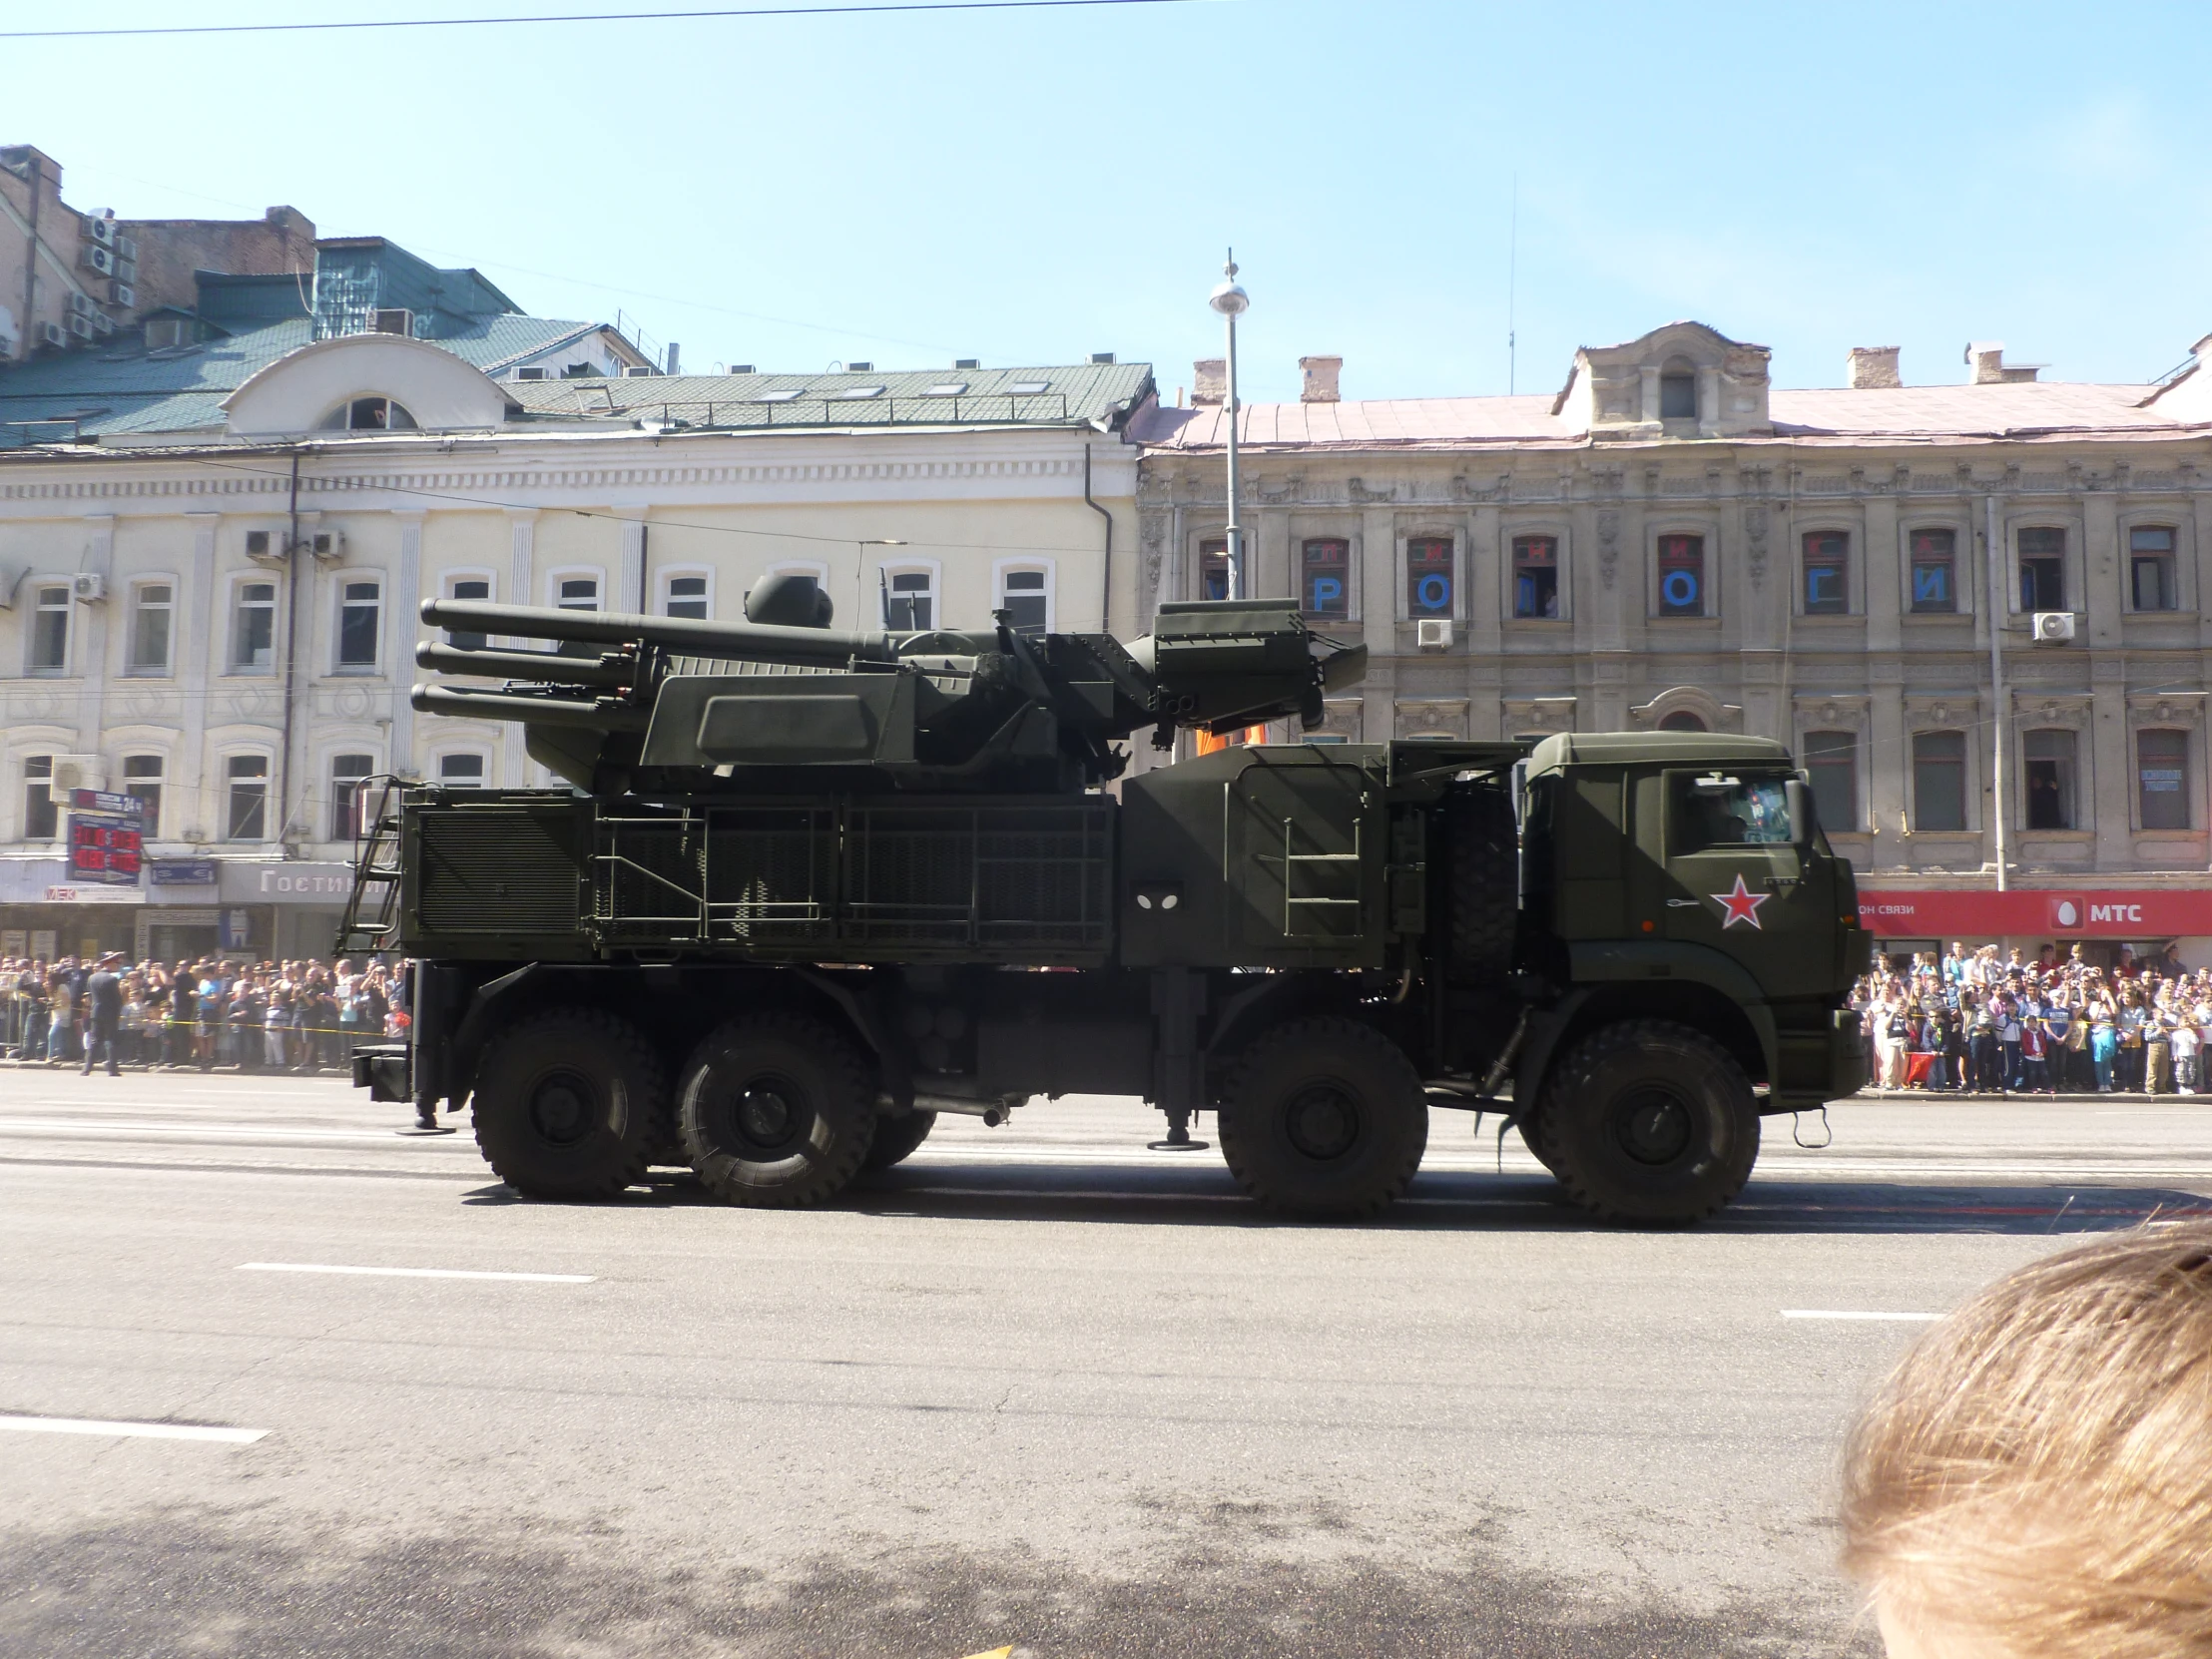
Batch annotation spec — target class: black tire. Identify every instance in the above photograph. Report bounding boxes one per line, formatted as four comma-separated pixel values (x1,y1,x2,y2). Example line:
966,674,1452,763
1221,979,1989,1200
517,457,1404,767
861,1110,937,1172
1515,1101,1562,1179
678,1012,876,1208
1218,1017,1428,1219
472,1008,664,1200
1538,1020,1759,1224
1446,781,1518,984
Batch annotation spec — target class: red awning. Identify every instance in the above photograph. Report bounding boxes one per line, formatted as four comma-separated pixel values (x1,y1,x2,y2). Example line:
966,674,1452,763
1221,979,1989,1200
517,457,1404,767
1859,888,2212,938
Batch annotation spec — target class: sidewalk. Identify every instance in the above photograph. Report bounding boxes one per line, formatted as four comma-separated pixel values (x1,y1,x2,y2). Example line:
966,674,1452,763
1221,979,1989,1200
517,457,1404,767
1854,1086,2205,1104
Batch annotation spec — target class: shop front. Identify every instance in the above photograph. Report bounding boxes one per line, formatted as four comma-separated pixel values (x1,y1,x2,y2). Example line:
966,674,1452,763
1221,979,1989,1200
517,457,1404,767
0,856,362,965
1859,887,2212,968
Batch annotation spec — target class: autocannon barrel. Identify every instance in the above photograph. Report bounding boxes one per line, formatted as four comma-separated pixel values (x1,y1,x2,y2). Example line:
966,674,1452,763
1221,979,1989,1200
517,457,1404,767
414,641,636,689
409,684,651,731
419,597,896,670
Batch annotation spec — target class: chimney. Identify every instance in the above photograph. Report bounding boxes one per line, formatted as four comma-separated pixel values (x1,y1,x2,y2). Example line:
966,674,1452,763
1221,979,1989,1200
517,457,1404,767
1846,346,1901,389
1966,341,2043,384
665,342,681,376
1192,357,1227,405
1300,354,1343,403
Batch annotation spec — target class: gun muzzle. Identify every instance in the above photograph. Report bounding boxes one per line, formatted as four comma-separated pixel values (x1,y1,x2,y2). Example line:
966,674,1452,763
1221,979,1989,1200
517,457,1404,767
419,597,896,670
415,641,635,689
409,684,650,731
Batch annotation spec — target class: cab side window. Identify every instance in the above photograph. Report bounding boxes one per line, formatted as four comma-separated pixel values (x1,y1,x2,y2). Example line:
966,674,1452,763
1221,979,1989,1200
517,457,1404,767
1674,775,1792,851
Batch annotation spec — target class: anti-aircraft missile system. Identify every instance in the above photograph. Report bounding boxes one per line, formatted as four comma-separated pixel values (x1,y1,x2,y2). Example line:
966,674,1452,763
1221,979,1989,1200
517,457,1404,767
408,571,1369,796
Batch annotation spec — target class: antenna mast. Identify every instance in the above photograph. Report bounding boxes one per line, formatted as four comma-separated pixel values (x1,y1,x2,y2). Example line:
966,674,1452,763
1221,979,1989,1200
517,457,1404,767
1507,175,1518,396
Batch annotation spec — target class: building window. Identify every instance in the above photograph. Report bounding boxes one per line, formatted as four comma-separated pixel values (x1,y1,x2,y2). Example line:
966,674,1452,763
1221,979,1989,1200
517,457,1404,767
226,754,270,840
29,584,69,673
337,580,380,669
1658,711,1707,732
1802,531,1849,615
2138,730,2191,830
1909,529,1956,613
1656,534,1706,618
663,574,709,620
319,396,418,431
128,583,173,675
438,753,487,788
2022,729,2077,830
118,753,165,837
2018,527,2066,611
2130,526,2178,612
1659,367,1697,419
998,566,1050,636
1912,731,1967,832
23,755,57,840
881,569,934,630
1511,535,1559,619
231,581,277,672
1803,731,1857,834
556,576,599,611
329,753,375,840
1198,537,1232,601
444,577,491,650
1301,538,1350,621
1405,536,1453,619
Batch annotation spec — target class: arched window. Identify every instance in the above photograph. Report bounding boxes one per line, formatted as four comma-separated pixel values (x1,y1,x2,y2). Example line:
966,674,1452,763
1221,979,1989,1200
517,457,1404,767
319,396,419,431
1658,711,1707,732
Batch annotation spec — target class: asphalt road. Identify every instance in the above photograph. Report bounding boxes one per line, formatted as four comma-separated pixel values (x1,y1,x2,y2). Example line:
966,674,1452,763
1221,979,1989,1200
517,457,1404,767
4,1071,2210,1658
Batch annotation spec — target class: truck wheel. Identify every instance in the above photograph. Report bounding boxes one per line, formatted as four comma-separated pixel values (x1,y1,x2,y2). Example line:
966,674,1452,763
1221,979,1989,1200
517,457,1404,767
1446,782,1518,983
861,1110,937,1172
679,1013,876,1207
472,1009,663,1200
1539,1020,1758,1224
1514,1104,1562,1179
1219,1018,1428,1219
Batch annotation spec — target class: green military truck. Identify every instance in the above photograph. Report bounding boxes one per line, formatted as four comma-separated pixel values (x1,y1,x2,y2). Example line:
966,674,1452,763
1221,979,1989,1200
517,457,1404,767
345,582,1868,1224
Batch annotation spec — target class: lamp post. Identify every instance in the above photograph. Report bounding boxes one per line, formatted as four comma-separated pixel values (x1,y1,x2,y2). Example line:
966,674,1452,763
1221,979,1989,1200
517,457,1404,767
856,537,905,627
1209,251,1250,600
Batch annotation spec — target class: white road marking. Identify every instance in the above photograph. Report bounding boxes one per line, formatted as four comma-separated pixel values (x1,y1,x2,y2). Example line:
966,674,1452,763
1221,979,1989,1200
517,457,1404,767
1782,1310,1940,1323
0,1118,410,1144
0,1412,267,1443
237,1262,593,1283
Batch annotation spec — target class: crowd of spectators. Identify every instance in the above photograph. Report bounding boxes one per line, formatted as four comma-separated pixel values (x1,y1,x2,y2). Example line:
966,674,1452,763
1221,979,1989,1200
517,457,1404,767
0,954,404,1072
1852,939,2212,1095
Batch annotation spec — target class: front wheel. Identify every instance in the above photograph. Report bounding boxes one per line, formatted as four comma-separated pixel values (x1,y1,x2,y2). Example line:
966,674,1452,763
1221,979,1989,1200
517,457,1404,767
1538,1020,1758,1225
1218,1017,1428,1219
679,1012,876,1208
472,1009,664,1200
861,1110,937,1172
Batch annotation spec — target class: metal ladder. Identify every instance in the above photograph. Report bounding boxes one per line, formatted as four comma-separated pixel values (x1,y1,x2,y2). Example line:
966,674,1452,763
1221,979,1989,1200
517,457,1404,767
333,778,406,956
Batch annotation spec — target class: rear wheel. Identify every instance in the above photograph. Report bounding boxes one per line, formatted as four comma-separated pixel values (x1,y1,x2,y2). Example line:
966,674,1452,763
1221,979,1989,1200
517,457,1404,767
1539,1020,1758,1224
1515,1102,1562,1178
472,1009,663,1200
679,1012,875,1208
1218,1018,1428,1219
861,1110,937,1172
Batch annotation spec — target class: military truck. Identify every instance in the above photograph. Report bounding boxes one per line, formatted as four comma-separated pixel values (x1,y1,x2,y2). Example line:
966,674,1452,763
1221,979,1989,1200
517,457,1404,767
343,577,1868,1224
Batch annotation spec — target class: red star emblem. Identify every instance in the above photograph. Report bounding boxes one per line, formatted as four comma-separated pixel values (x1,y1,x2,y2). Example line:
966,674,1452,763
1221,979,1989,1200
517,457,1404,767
1711,873,1771,930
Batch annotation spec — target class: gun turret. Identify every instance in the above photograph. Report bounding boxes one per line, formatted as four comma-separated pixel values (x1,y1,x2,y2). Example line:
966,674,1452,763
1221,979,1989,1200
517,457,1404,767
408,577,1366,797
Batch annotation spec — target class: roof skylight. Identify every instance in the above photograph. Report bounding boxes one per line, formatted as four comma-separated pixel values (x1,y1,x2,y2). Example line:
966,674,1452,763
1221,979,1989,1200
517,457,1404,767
827,385,884,400
1009,379,1050,394
754,388,806,403
921,382,968,397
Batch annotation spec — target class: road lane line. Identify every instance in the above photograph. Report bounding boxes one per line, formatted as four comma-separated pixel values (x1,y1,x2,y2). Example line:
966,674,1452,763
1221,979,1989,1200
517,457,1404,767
1782,1310,1939,1322
0,1413,267,1443
0,1119,414,1143
237,1262,593,1283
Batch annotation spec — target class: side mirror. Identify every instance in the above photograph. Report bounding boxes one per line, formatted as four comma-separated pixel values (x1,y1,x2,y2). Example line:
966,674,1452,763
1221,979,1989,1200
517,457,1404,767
1786,778,1815,847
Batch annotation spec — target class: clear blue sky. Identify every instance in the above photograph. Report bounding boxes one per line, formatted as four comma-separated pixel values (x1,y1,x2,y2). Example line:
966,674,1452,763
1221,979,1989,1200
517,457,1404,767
9,0,2208,403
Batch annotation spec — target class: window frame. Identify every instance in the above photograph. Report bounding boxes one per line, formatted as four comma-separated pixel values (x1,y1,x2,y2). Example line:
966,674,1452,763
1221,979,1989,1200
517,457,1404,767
1799,528,1852,617
121,752,167,840
1505,526,1569,622
991,558,1055,637
545,568,606,613
1910,729,1971,834
2135,728,2193,832
434,750,489,790
1402,534,1456,623
1800,730,1860,837
2020,727,2079,832
877,560,942,632
1653,529,1711,620
222,750,274,842
124,577,177,677
326,750,377,841
227,574,280,675
1196,536,1232,602
439,569,496,650
1903,523,1963,616
659,567,713,621
2125,522,2181,615
2013,523,2070,614
334,575,382,674
1298,536,1353,623
27,582,71,676
21,753,59,841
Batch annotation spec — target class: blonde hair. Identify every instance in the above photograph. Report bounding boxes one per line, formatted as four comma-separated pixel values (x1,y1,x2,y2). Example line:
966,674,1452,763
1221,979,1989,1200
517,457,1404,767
1841,1223,2212,1656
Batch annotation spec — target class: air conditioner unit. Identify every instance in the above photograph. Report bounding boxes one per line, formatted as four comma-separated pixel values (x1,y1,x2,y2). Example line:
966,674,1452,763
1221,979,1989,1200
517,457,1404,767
109,280,135,308
1415,617,1453,651
302,531,344,562
82,245,115,276
114,258,136,284
72,572,107,603
514,365,550,380
51,755,107,796
622,365,657,377
67,312,94,339
67,289,92,316
2032,611,2077,644
92,313,113,336
371,308,413,336
245,530,285,564
115,234,137,263
86,215,115,247
38,320,66,347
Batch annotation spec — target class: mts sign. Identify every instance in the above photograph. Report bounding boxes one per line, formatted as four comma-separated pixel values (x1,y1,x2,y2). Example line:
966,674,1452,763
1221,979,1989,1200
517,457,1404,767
2049,895,2144,929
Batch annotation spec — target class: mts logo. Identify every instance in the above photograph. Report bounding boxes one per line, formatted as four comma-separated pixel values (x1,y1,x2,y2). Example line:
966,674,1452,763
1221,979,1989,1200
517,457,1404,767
2049,895,2147,928
2091,902,2146,924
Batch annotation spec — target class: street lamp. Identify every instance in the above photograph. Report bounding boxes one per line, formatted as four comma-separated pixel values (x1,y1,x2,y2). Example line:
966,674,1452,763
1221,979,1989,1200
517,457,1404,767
856,538,905,626
1208,250,1250,600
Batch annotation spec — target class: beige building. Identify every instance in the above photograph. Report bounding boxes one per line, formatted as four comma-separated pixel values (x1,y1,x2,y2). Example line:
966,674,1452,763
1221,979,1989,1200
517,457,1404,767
1133,322,2212,955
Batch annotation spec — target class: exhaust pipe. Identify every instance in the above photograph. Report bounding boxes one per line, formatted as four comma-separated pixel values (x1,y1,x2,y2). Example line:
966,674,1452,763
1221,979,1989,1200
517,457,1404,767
913,1094,1023,1127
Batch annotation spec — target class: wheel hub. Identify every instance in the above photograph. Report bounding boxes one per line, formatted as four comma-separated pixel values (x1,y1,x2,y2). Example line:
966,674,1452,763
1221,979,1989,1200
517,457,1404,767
1612,1086,1695,1167
726,1077,806,1157
527,1071,597,1148
1284,1083,1362,1161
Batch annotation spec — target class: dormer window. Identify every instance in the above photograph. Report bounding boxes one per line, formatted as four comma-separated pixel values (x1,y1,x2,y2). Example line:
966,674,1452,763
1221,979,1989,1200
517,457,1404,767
319,396,418,431
1659,363,1698,420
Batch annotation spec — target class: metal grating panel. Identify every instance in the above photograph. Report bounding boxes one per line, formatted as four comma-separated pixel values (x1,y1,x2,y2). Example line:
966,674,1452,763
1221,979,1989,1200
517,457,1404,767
417,807,582,933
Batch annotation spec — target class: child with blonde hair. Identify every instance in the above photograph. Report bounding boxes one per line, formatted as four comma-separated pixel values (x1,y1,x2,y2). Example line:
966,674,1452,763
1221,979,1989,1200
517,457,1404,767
1841,1222,2212,1656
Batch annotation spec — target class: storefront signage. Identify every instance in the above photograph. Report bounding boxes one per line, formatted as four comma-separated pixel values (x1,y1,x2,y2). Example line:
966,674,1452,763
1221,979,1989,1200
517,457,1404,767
149,860,219,886
222,909,254,950
42,884,146,906
217,861,356,904
67,790,144,887
1859,888,2212,939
